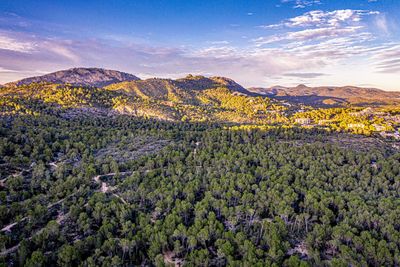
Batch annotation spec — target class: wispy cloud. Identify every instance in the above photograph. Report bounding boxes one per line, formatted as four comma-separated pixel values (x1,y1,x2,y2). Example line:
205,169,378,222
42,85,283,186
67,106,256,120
261,9,379,29
372,44,400,73
281,0,322,9
208,40,230,45
283,72,327,78
0,34,36,53
192,46,238,58
254,26,363,45
373,14,391,34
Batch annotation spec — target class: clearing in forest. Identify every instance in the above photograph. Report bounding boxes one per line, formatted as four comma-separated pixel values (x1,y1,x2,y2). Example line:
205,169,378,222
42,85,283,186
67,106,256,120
94,136,171,164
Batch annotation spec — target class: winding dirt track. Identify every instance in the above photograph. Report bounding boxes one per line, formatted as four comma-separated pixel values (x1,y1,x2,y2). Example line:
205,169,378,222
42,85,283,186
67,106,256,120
1,166,158,257
93,172,132,204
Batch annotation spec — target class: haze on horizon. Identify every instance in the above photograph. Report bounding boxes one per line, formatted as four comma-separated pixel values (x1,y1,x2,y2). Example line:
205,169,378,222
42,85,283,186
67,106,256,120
0,0,399,91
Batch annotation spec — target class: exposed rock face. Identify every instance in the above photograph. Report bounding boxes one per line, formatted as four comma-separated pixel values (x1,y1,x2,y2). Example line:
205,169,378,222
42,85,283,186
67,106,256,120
6,68,140,88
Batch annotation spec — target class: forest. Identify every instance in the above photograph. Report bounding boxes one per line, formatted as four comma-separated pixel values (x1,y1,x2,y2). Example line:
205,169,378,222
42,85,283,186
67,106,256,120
1,112,399,266
1,0,400,263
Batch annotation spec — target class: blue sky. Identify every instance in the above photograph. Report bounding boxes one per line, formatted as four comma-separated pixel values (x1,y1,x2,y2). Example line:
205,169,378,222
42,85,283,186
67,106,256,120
0,0,399,90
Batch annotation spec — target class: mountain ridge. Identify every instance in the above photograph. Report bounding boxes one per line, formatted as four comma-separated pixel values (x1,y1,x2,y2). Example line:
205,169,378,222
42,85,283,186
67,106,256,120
105,74,253,101
0,70,282,123
249,84,400,106
4,67,400,106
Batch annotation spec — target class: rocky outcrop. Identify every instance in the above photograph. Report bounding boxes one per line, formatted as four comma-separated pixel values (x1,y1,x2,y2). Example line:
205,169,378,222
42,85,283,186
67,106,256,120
6,67,140,88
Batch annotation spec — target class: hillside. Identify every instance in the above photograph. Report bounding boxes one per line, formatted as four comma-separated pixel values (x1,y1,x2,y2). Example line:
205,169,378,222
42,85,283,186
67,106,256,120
5,67,140,88
103,75,275,122
105,74,252,101
106,78,194,103
249,84,400,106
0,77,285,124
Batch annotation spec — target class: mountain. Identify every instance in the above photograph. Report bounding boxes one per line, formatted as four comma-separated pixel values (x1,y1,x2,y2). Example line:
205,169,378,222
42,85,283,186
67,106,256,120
249,84,400,106
104,75,278,122
5,67,140,88
0,72,284,123
105,74,252,101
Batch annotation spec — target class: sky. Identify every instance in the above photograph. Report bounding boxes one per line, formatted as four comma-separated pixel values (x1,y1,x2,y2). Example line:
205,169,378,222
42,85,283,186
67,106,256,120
0,0,399,90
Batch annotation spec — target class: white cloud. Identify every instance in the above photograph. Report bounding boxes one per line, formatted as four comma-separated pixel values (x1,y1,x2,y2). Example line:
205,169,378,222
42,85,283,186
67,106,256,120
374,14,389,34
192,46,238,58
372,44,400,60
44,42,80,62
283,72,326,78
0,34,36,53
0,31,80,63
371,44,400,73
208,40,230,45
281,0,322,9
254,26,363,45
0,67,23,73
261,9,379,29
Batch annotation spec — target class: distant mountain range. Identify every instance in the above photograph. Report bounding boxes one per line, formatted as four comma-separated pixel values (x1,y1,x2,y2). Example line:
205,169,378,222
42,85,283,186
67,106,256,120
3,67,400,106
5,68,140,88
249,84,400,106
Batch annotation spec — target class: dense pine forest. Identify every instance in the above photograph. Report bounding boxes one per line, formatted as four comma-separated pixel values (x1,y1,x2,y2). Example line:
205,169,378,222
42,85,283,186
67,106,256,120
2,0,400,263
1,113,399,266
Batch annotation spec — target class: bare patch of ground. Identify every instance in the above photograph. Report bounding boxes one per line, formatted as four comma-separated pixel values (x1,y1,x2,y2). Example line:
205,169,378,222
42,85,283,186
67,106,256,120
163,251,184,267
1,220,24,233
92,172,131,204
95,136,170,164
287,241,309,259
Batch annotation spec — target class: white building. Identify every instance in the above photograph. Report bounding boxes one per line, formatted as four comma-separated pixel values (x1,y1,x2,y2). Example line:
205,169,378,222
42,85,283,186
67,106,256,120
295,118,311,125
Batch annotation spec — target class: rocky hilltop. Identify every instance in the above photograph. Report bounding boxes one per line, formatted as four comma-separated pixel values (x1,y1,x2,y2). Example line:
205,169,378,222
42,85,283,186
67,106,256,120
5,67,140,88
